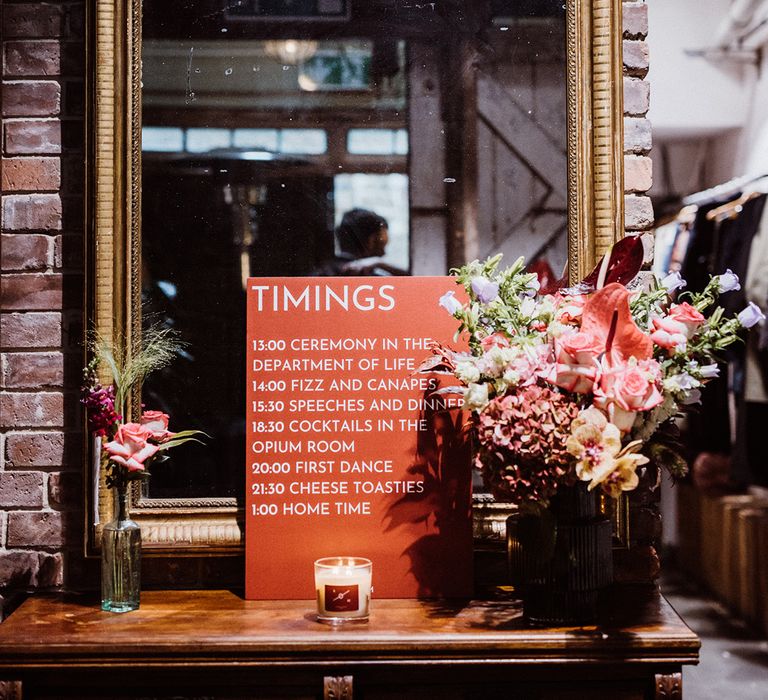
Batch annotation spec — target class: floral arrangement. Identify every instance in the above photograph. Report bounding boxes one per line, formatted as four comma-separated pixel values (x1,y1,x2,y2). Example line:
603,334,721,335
428,242,764,508
82,325,205,494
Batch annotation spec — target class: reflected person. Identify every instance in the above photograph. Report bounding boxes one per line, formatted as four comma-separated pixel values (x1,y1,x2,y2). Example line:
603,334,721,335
317,208,407,276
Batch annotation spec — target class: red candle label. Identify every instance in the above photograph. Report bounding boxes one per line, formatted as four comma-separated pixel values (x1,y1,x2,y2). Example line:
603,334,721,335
324,585,359,612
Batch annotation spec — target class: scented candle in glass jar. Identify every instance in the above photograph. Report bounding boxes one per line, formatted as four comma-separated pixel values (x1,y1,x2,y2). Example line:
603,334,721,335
314,557,372,623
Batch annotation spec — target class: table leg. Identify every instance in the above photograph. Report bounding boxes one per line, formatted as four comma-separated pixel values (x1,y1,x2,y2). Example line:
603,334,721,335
0,681,22,700
323,675,353,700
655,672,682,699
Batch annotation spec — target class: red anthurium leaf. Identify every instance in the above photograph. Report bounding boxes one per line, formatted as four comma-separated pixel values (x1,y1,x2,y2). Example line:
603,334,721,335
580,283,653,364
527,258,555,287
539,274,569,296
528,258,568,295
580,235,644,290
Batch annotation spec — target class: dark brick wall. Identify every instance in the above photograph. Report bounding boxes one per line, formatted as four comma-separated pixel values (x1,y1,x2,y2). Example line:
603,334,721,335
0,1,86,619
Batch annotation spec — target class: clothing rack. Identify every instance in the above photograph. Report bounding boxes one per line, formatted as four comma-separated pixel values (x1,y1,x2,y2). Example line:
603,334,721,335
682,173,768,206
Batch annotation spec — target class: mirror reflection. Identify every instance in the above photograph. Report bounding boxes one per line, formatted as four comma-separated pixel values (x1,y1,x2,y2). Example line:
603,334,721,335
139,0,567,499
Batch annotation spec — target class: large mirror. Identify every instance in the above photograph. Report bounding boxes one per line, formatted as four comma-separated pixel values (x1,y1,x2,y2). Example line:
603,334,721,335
88,0,625,553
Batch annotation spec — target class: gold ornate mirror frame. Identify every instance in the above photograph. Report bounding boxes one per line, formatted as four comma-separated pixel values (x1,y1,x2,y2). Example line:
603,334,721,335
85,0,625,556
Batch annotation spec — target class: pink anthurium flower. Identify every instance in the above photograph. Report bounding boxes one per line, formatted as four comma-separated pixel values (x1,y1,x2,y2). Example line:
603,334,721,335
579,283,654,366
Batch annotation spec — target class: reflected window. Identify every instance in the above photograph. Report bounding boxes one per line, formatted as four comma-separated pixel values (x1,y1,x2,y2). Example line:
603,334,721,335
142,126,185,152
227,0,350,20
347,129,408,155
232,129,279,151
186,128,232,152
279,129,327,154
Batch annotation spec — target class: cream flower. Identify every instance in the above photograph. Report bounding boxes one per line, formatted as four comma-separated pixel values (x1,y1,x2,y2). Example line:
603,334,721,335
464,382,490,412
566,407,646,496
566,407,622,481
587,441,648,498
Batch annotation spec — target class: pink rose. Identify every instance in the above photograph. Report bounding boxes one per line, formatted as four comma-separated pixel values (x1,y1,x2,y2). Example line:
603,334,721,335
480,332,511,352
141,410,174,442
103,423,159,472
667,302,705,336
594,360,663,432
559,332,603,364
651,321,688,350
547,361,599,394
545,332,602,394
650,320,688,352
651,303,705,351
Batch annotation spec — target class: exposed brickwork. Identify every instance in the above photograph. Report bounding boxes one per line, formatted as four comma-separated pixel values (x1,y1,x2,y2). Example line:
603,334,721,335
622,40,649,78
1,2,85,614
0,352,64,389
2,157,61,191
623,1,649,40
624,154,653,193
621,1,658,582
631,505,663,542
0,233,54,271
0,392,64,428
624,117,652,154
0,550,62,588
1,80,61,117
2,193,62,230
0,472,44,508
5,432,66,468
47,471,80,508
623,77,650,116
625,195,655,231
4,41,61,77
2,5,64,39
613,545,661,583
0,273,63,310
4,120,62,154
0,312,62,348
7,511,66,548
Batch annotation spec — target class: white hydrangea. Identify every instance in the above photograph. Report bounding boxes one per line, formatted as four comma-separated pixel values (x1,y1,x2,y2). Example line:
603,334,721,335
455,360,481,384
464,382,489,412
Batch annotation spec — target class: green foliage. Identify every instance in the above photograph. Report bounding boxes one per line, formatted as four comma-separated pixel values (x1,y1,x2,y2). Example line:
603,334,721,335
88,322,183,418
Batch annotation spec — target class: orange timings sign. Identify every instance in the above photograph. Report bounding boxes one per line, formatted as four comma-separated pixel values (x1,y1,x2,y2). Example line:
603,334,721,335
245,277,472,599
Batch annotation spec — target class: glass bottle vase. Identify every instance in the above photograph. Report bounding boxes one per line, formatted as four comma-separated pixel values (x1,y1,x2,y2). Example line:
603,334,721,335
101,488,141,613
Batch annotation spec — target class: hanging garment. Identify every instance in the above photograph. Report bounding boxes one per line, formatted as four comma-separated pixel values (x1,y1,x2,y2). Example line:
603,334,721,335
667,219,693,274
744,203,768,403
714,194,767,318
679,201,726,294
713,195,768,486
651,221,679,278
678,201,732,463
680,195,768,486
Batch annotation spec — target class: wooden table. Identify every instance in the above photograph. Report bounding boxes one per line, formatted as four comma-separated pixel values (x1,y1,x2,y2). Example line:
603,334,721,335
0,586,699,699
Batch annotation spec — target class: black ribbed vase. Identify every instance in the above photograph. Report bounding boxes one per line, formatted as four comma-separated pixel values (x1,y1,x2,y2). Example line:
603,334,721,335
507,483,613,626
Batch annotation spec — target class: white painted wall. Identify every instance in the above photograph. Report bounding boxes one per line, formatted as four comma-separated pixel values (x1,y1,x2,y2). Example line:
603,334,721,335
736,49,768,176
647,0,756,140
648,0,768,204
